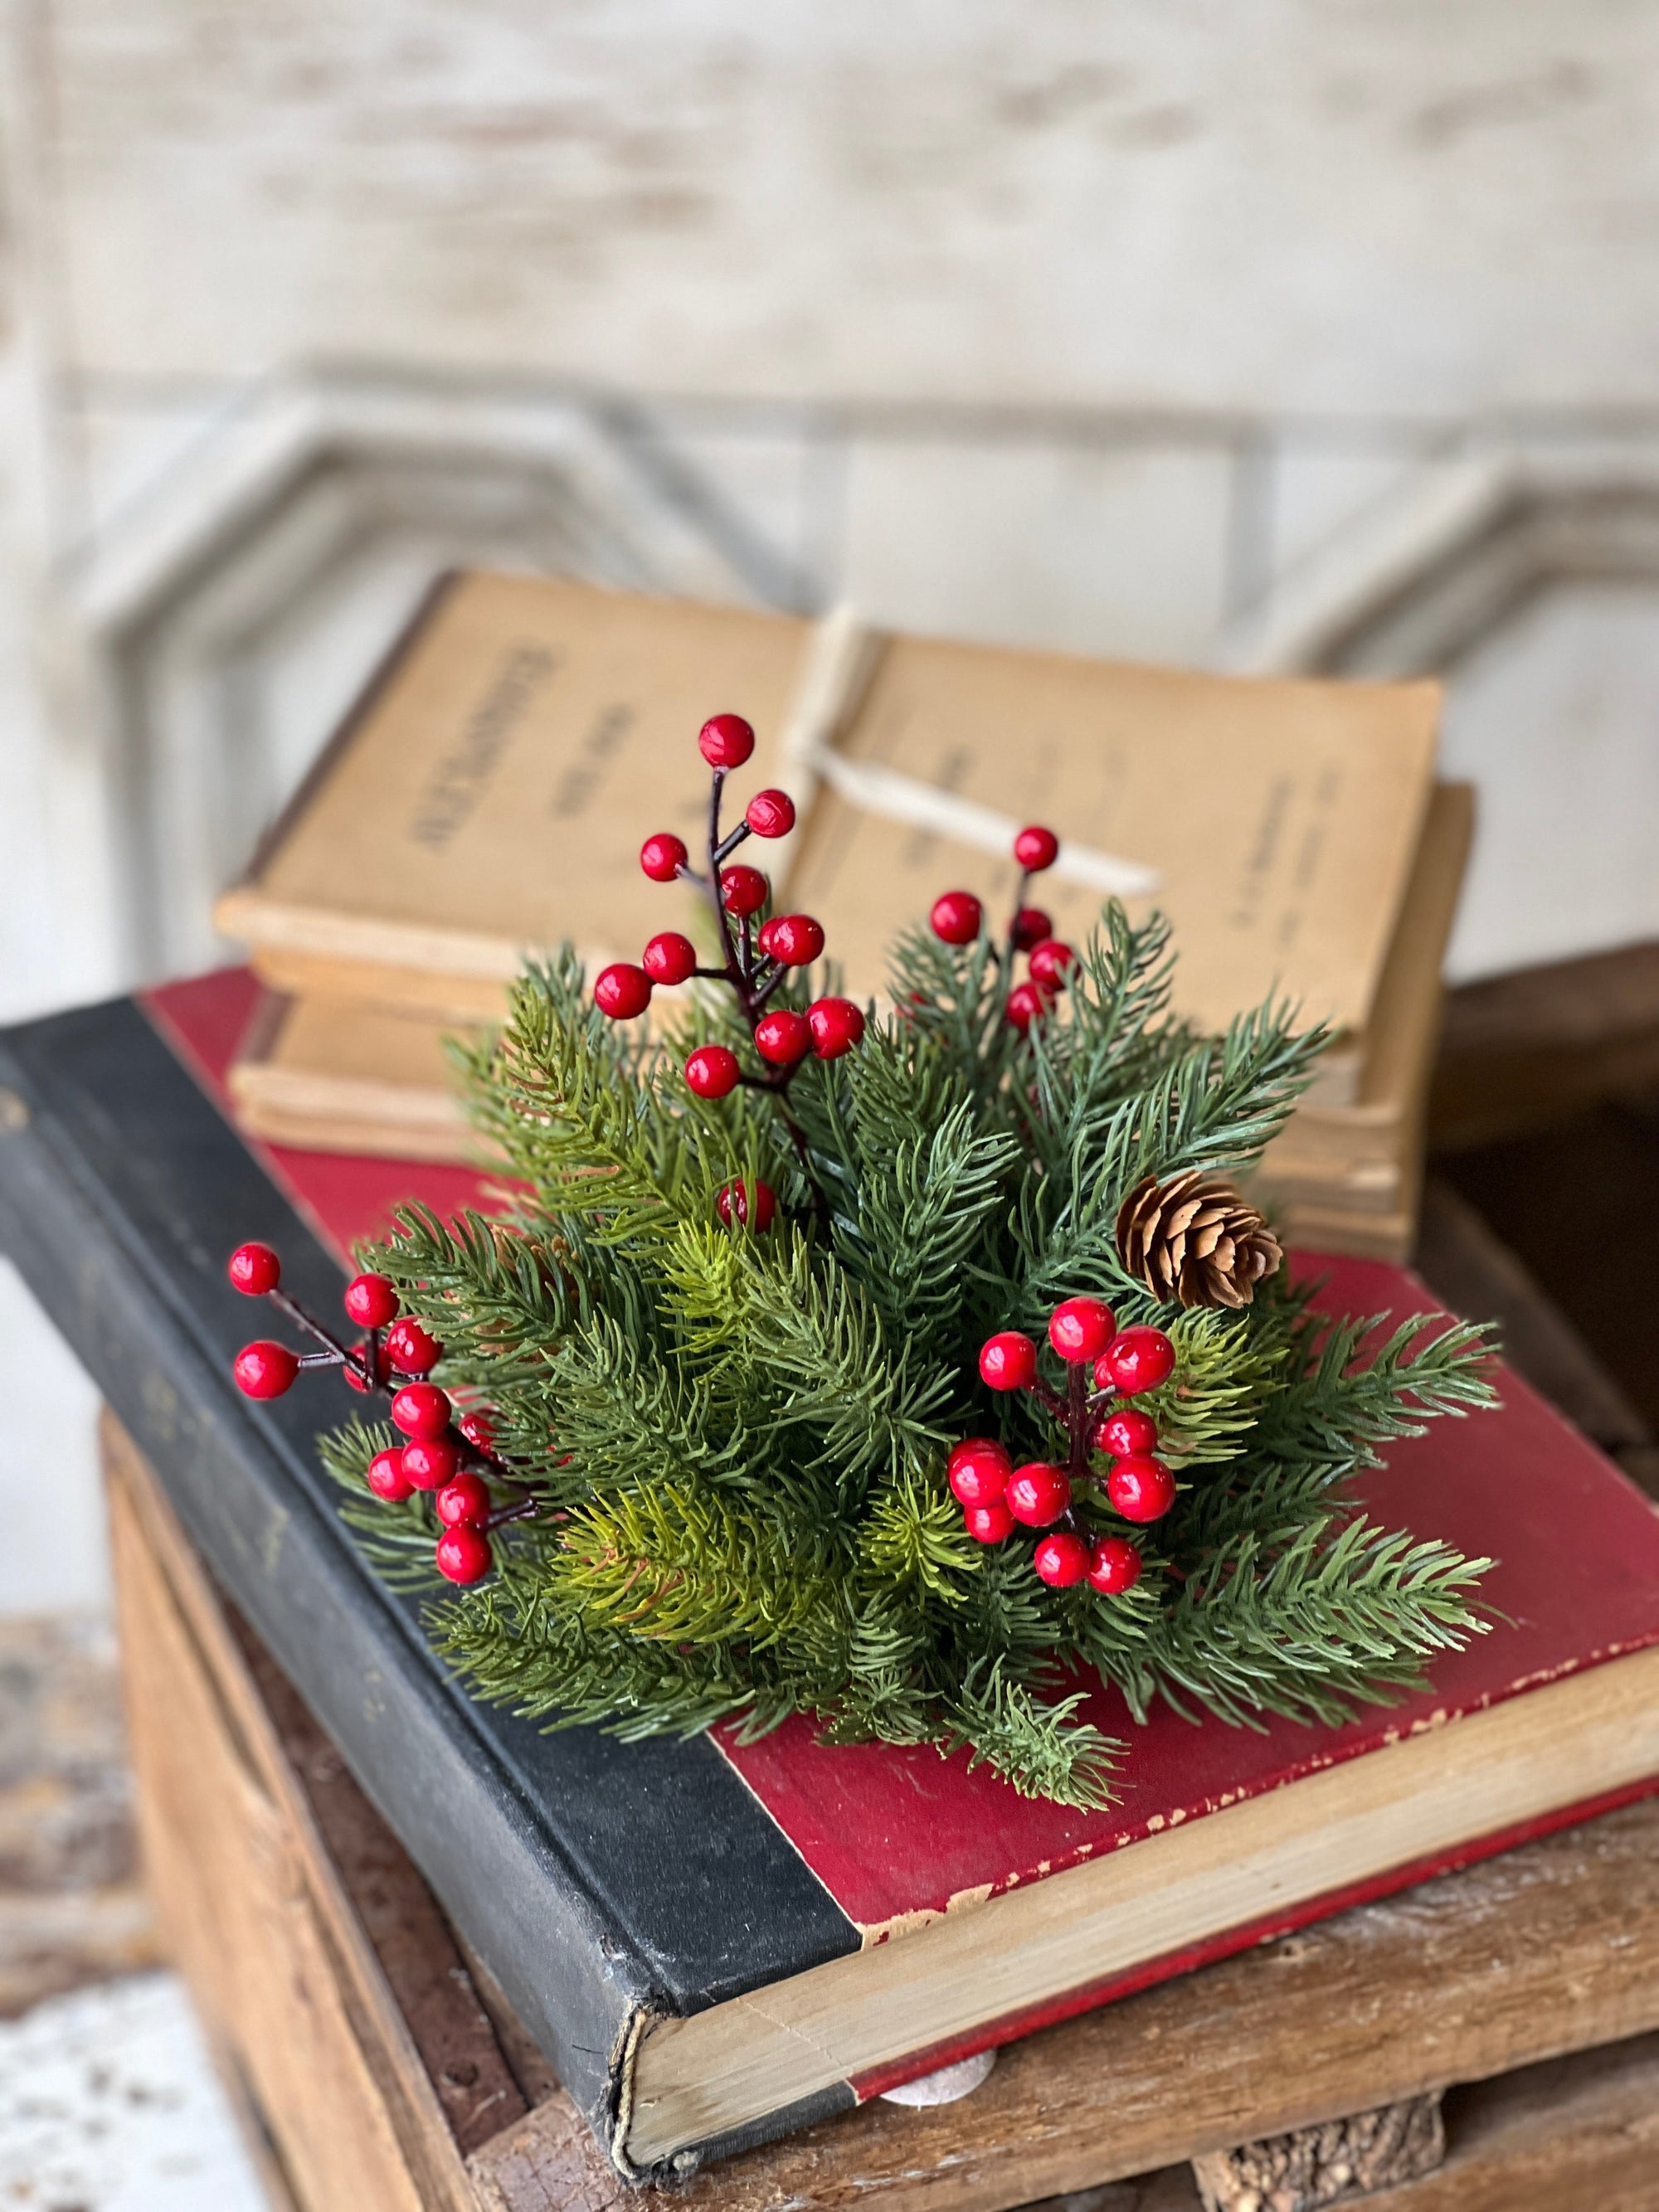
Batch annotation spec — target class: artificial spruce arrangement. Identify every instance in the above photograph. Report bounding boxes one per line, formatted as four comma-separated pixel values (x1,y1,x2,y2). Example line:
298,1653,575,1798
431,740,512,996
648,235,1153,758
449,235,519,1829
229,711,1497,1811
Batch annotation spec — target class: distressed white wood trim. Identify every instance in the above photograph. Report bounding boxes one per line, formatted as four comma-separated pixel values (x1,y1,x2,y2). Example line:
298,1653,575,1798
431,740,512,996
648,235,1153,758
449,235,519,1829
41,370,803,979
1218,450,1520,675
63,375,800,639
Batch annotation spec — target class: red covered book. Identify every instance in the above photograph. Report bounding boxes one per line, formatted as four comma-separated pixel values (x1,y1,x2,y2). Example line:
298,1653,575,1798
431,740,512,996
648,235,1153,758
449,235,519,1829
12,967,1658,2177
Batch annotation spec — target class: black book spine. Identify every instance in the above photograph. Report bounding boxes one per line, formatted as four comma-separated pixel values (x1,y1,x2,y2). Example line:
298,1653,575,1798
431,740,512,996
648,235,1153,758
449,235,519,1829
0,1021,648,2157
0,995,862,2177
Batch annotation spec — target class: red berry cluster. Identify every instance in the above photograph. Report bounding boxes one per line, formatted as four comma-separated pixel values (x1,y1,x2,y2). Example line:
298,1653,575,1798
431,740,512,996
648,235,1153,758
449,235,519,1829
603,720,866,1184
929,822,1076,1031
949,1296,1176,1595
226,1242,533,1586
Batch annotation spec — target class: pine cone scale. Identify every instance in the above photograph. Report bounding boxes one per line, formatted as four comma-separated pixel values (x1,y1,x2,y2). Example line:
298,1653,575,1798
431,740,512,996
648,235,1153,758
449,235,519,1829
1116,1169,1282,1310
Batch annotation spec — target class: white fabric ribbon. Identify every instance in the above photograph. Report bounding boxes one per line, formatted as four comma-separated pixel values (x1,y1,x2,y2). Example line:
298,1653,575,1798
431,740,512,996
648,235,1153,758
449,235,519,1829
769,606,1161,900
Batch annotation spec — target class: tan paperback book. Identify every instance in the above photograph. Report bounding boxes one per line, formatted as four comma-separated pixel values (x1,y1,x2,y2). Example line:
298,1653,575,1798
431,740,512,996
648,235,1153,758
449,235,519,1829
216,573,1441,1082
228,784,1472,1274
1254,782,1473,1207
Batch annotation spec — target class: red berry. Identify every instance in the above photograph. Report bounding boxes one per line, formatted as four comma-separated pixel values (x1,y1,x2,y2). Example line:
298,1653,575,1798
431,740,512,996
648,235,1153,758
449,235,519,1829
1034,1530,1089,1587
1087,1535,1144,1594
807,997,865,1058
233,1340,299,1399
685,1044,742,1099
385,1316,443,1375
720,865,769,917
642,931,698,985
401,1434,460,1490
435,1471,491,1527
640,831,688,882
595,962,652,1020
716,1178,777,1232
699,712,756,770
1029,939,1075,990
1011,906,1052,952
455,1406,497,1451
1097,1326,1176,1396
1048,1296,1117,1364
964,1498,1014,1544
366,1448,414,1502
1005,981,1051,1032
979,1331,1038,1391
930,890,983,946
746,789,796,839
761,913,825,966
1005,1462,1072,1526
227,1242,280,1296
1107,1454,1177,1523
1014,825,1060,872
343,1271,399,1329
947,1438,1012,1508
435,1523,493,1585
1096,1407,1158,1457
754,1008,812,1066
391,1382,451,1440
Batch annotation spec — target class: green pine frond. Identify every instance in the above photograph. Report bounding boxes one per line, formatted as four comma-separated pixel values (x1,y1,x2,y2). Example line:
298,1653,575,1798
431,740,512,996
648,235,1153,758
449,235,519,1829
943,1667,1126,1811
1129,1518,1494,1728
547,1480,834,1650
859,1475,982,1605
1133,1306,1292,1466
328,883,1504,1806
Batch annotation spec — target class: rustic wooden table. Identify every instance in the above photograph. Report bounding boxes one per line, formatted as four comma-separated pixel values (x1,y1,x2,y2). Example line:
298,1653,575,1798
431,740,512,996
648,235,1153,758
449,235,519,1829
104,1411,1659,2212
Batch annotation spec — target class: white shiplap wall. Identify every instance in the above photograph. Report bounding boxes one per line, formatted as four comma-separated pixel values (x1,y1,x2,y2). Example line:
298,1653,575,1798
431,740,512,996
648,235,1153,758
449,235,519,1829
30,1,1659,416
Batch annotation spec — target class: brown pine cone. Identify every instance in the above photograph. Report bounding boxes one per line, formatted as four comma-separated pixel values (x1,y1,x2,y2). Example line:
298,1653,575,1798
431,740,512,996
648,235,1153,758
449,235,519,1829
1115,1170,1282,1310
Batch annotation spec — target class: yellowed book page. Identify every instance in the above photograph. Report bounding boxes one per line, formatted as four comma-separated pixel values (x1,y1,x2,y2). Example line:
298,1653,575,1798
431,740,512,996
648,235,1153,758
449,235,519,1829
1272,1190,1417,1265
789,639,1440,1036
227,996,479,1162
224,571,809,974
1354,780,1473,1109
249,948,513,1026
1262,782,1473,1179
233,1101,478,1164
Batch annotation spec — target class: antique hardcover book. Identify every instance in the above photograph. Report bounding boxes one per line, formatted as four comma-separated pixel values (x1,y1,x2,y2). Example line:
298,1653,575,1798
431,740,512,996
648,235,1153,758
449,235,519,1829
4,968,1658,2179
216,571,1442,1086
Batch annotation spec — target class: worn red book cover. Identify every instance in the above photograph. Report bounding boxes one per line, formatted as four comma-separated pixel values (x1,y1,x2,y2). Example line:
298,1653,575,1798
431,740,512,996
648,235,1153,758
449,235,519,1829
145,968,1659,2112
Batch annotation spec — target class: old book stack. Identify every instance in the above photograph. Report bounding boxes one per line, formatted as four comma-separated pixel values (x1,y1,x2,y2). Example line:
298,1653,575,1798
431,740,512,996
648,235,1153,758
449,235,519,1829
5,974,1659,2178
216,571,1472,1261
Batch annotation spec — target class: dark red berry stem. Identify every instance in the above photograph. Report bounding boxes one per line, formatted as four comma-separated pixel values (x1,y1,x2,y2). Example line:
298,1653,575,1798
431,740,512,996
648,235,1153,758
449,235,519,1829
1007,865,1034,958
683,763,827,1213
485,1497,544,1534
1027,1371,1068,1423
1065,1360,1090,1480
267,1285,372,1384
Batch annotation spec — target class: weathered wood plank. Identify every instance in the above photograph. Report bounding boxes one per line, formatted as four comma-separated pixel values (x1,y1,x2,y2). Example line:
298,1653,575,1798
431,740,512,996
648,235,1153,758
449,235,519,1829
26,1,1659,424
105,1405,1659,2212
1414,1176,1652,1462
1364,2030,1659,2210
104,1409,485,2212
1431,940,1659,1152
470,1790,1659,2212
0,1615,162,2015
225,1612,531,2156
